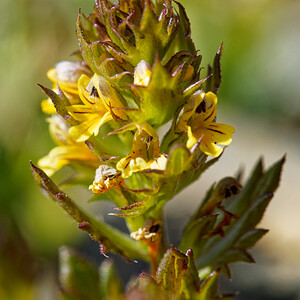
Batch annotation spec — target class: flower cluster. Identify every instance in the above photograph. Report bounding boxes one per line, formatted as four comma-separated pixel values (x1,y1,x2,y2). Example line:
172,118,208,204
32,0,283,298
38,4,235,185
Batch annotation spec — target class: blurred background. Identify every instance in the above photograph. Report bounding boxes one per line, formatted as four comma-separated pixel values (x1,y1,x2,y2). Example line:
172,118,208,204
0,0,299,299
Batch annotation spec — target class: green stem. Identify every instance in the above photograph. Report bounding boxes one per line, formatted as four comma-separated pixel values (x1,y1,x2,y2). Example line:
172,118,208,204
31,162,148,261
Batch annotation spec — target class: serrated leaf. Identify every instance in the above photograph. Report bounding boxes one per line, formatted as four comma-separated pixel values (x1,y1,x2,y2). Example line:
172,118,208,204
215,249,255,266
197,193,273,269
228,158,264,215
193,157,283,272
235,228,268,249
165,1,196,57
253,155,285,200
30,162,148,261
59,247,100,300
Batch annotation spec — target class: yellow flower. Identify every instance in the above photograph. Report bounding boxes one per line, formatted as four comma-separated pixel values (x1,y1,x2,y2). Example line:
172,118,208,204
38,115,99,176
41,61,89,114
48,61,90,94
66,74,125,142
116,123,167,178
134,60,152,87
116,154,167,178
89,165,123,194
179,91,235,157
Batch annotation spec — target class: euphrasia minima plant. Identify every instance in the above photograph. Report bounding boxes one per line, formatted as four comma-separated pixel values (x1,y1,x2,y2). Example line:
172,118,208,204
31,0,284,298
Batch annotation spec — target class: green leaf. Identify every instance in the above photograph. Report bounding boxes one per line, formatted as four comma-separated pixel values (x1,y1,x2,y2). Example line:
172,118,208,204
164,1,196,61
227,158,264,215
194,157,284,272
197,193,273,269
155,247,188,293
205,43,223,94
125,272,167,299
76,12,103,75
235,228,268,249
252,155,285,200
59,247,100,300
215,248,255,265
30,162,148,261
197,269,220,300
99,260,123,300
182,249,201,295
179,215,217,256
183,75,212,98
175,153,219,196
38,84,78,126
166,144,191,176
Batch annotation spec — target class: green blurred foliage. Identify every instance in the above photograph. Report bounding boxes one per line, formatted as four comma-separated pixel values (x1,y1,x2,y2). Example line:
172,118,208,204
0,0,94,251
182,0,300,118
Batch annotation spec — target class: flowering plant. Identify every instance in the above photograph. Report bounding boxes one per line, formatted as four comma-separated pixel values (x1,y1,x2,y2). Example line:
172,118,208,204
31,0,284,298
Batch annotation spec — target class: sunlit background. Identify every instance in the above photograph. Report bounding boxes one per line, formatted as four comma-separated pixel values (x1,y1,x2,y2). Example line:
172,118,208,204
0,0,299,299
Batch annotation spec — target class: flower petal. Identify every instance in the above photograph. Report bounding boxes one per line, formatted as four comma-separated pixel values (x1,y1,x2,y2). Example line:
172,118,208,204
117,156,149,178
38,144,98,176
69,114,110,142
186,125,199,149
200,137,223,157
206,123,235,145
41,99,57,114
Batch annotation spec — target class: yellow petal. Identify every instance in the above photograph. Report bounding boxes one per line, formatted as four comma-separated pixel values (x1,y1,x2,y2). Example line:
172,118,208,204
200,137,223,157
177,91,204,131
41,99,56,114
205,92,218,106
69,113,112,142
117,156,149,178
47,68,78,94
47,61,90,95
38,144,98,176
67,105,98,122
78,74,95,106
206,123,235,145
186,126,199,149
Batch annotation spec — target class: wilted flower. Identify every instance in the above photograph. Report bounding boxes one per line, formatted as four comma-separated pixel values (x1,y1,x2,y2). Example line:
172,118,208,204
89,165,123,194
131,219,162,244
